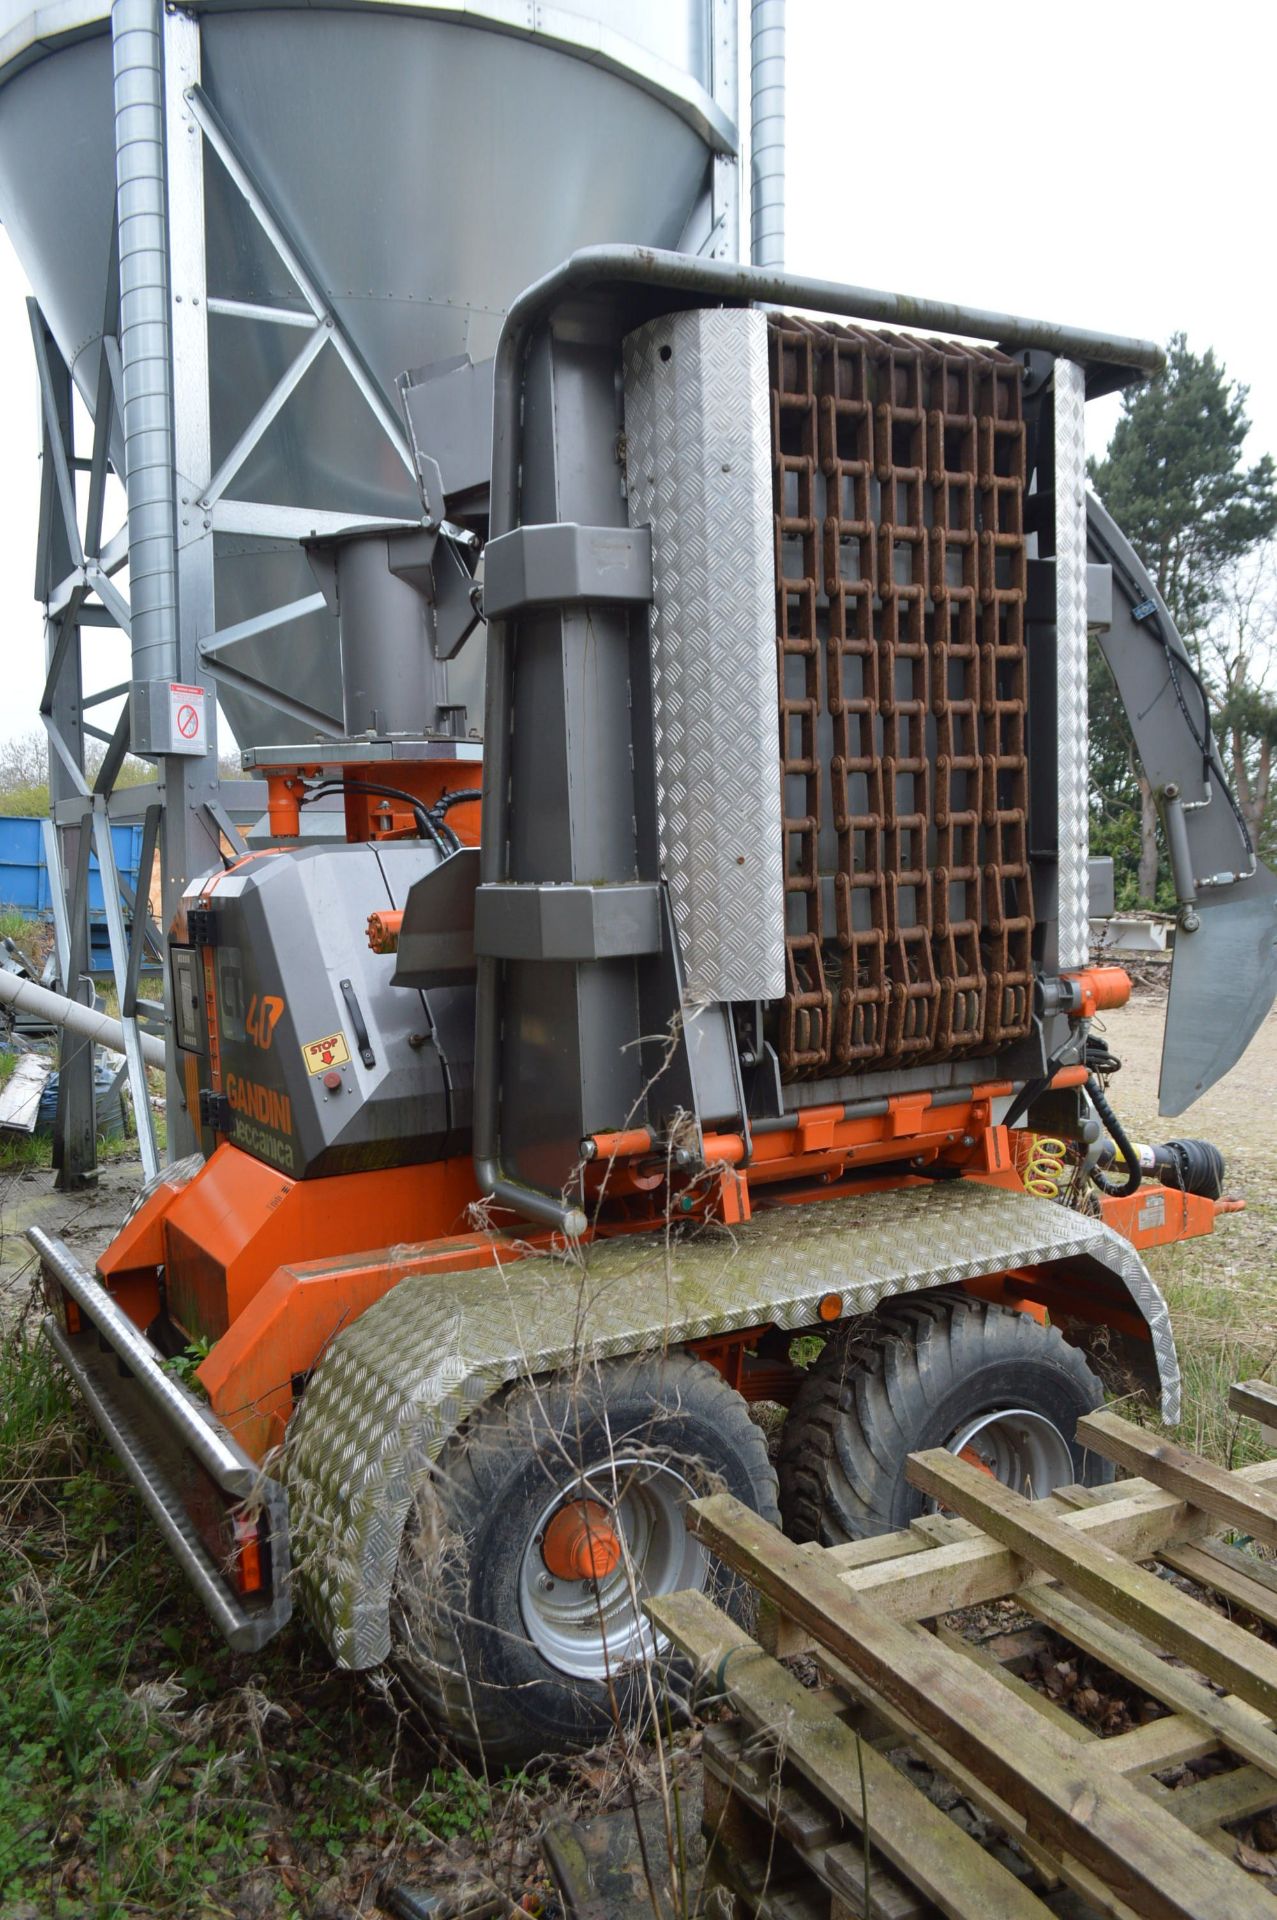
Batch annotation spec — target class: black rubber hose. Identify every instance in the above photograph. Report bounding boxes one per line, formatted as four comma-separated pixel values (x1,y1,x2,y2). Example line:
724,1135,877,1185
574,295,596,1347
426,788,483,856
1088,1074,1142,1197
303,780,451,858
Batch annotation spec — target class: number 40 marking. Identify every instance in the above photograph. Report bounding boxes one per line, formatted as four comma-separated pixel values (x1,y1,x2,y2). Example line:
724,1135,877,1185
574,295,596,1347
247,994,286,1051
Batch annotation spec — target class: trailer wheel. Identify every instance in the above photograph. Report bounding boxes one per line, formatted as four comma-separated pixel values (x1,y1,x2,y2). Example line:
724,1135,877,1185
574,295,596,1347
778,1293,1111,1545
390,1352,778,1767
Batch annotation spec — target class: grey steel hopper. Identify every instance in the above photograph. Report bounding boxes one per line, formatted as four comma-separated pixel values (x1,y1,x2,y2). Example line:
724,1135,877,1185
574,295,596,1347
0,1,740,748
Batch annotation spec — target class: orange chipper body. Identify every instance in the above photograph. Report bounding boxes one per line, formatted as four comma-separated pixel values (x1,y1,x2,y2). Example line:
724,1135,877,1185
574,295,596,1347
83,927,1230,1467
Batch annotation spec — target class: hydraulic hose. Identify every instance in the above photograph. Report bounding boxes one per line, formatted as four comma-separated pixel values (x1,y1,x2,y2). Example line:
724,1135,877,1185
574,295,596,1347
1087,1075,1142,1198
302,780,453,858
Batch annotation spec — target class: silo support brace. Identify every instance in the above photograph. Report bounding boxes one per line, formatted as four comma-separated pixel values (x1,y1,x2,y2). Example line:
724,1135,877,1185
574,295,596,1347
151,6,224,1154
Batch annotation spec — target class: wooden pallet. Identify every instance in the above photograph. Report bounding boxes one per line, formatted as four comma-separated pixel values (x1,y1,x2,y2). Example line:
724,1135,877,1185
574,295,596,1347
649,1406,1277,1920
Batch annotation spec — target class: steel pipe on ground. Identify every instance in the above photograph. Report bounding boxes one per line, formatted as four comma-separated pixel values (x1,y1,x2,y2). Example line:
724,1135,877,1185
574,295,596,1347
0,970,166,1069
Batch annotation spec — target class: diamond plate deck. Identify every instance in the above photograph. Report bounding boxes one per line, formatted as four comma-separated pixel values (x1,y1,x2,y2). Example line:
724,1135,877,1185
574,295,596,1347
282,1179,1177,1667
622,306,784,1005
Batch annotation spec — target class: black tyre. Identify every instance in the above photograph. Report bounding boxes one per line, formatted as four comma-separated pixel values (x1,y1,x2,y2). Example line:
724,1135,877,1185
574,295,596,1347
390,1352,779,1768
778,1293,1112,1545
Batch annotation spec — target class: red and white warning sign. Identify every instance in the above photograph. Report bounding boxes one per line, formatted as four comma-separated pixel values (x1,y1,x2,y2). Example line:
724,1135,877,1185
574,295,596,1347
168,682,207,755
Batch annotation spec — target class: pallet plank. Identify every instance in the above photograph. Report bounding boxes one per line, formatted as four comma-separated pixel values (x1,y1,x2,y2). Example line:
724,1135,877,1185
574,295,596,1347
1159,1538,1277,1632
820,1634,1077,1906
838,1460,1277,1624
837,1488,1213,1622
683,1494,1271,1920
808,1629,1176,1919
1230,1380,1277,1438
1100,1714,1222,1776
1167,1764,1277,1834
703,1723,925,1920
905,1450,1277,1725
1077,1410,1277,1550
1019,1582,1277,1779
1055,1480,1277,1633
650,1588,1051,1920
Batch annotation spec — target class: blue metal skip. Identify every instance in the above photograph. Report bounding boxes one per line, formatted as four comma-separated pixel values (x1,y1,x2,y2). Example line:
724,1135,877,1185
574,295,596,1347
0,816,144,916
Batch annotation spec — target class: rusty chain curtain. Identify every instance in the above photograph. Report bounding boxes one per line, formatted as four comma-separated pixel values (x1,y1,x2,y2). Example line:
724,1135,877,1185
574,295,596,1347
770,317,1034,1080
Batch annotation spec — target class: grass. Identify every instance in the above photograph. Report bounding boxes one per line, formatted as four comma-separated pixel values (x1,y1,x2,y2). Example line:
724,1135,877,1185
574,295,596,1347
1146,1260,1277,1470
0,1303,557,1919
0,1123,153,1177
0,909,45,972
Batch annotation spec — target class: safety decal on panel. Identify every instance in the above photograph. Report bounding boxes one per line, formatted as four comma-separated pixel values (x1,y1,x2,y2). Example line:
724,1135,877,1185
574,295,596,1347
302,1031,351,1075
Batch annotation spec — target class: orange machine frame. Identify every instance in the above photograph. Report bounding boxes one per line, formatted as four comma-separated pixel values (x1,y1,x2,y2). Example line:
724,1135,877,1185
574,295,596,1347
75,951,1225,1462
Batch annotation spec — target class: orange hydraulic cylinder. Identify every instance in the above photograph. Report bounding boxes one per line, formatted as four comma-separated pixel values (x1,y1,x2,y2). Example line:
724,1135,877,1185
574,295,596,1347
265,773,306,838
367,908,404,953
1062,966,1133,1019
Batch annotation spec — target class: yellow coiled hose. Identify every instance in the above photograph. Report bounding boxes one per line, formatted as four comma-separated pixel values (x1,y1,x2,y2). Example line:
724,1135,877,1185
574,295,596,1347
1022,1135,1068,1200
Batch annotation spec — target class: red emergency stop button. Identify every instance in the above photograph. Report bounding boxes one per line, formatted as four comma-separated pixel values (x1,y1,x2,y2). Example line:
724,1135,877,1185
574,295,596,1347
323,1070,342,1091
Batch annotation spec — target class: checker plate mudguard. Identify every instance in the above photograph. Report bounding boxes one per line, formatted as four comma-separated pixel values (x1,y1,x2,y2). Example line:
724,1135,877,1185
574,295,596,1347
281,1179,1178,1668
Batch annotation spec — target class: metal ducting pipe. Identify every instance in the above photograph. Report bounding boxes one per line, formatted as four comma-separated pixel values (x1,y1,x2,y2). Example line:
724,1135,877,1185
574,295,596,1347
112,0,179,685
750,0,785,269
0,970,166,1069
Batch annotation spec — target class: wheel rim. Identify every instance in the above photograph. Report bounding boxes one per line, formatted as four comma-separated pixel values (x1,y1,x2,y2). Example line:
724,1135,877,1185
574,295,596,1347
942,1406,1074,1500
518,1456,706,1680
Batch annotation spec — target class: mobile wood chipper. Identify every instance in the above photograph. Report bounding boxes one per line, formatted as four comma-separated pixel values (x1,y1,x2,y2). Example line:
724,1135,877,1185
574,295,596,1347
26,255,1277,1763
35,244,1277,1763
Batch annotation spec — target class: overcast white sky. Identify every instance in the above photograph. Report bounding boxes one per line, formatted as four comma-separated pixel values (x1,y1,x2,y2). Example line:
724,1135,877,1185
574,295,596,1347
0,0,1273,747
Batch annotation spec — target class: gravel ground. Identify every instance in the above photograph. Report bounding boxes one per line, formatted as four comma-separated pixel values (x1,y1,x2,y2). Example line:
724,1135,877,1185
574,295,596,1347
1092,990,1277,1457
1097,992,1277,1296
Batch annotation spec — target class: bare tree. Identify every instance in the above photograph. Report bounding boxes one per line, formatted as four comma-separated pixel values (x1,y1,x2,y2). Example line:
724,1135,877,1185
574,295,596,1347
1204,541,1277,850
0,729,49,796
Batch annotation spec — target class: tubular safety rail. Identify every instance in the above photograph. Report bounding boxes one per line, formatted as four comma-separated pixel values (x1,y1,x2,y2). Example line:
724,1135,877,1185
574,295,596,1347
770,316,1034,1079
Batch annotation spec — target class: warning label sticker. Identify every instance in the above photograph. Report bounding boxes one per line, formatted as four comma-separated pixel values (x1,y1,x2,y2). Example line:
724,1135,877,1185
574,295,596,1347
1137,1192,1167,1233
168,681,207,755
301,1031,351,1075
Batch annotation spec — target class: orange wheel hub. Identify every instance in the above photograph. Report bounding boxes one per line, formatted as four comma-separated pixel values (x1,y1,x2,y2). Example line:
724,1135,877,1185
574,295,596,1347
957,1443,998,1479
540,1498,623,1582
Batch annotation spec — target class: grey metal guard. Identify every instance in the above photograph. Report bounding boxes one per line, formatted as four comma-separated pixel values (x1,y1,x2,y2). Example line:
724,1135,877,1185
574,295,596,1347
623,307,784,1006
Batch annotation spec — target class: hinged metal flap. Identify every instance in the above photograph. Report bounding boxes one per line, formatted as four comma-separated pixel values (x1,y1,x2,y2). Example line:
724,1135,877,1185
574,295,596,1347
391,848,479,988
1088,494,1277,1114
